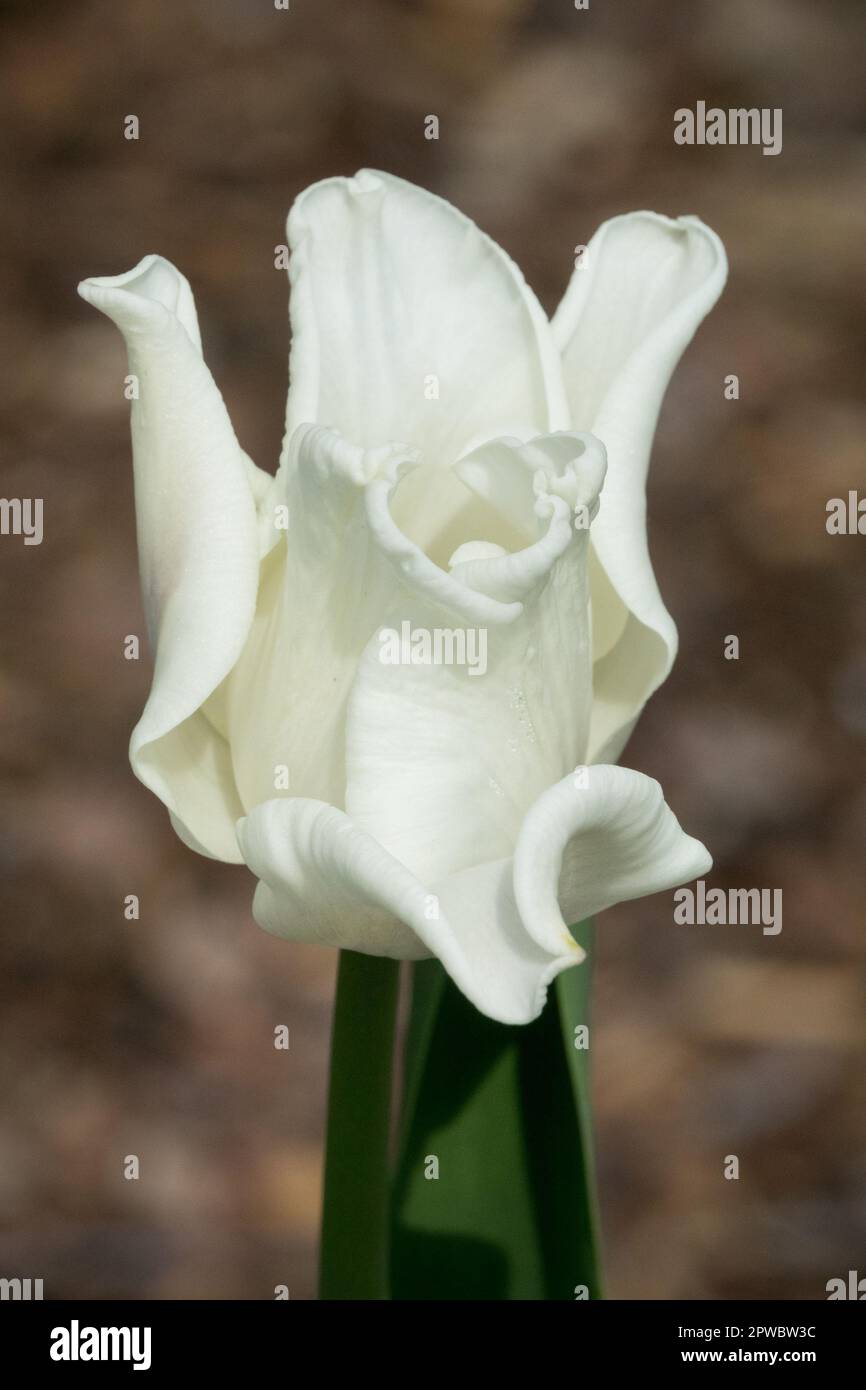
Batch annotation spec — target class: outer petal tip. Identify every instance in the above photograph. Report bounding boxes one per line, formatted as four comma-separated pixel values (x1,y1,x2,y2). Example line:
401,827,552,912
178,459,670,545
77,255,202,351
79,249,255,861
513,764,714,957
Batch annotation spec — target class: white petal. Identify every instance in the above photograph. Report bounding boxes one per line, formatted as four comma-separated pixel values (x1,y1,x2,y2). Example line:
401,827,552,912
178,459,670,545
553,213,727,762
362,450,526,625
78,256,259,861
236,797,576,1025
431,859,581,1023
236,763,710,1027
345,433,606,883
237,798,430,960
229,420,555,822
513,763,712,956
283,169,568,560
226,425,598,820
223,425,420,815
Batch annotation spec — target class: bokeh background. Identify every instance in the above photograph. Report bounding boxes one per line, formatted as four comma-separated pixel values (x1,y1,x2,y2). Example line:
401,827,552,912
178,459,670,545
1,0,864,1299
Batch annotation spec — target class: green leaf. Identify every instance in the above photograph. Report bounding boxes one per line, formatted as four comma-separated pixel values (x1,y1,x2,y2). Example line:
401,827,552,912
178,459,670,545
390,923,602,1300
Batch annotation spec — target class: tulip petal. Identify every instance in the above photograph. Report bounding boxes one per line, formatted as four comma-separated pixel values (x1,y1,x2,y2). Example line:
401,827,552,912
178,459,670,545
236,797,575,1024
512,763,712,957
553,213,727,762
236,762,709,1026
283,169,568,559
224,425,421,815
225,425,598,820
78,256,259,862
237,798,431,960
344,433,606,884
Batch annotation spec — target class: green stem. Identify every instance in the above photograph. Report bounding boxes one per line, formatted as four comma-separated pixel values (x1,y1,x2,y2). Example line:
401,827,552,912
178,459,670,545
556,920,605,1297
318,949,400,1300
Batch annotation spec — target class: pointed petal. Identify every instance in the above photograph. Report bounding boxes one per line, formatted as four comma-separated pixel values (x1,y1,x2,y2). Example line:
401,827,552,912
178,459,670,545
78,256,259,861
553,212,727,761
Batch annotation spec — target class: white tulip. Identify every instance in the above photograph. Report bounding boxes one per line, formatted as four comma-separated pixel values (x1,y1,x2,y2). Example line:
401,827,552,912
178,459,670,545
79,170,726,1024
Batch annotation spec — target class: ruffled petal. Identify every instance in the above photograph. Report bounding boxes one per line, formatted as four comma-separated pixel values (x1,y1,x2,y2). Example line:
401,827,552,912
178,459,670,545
513,763,712,957
224,427,604,829
236,761,710,1026
344,433,606,883
78,256,259,861
553,212,727,762
237,798,429,960
282,169,569,560
235,797,575,1024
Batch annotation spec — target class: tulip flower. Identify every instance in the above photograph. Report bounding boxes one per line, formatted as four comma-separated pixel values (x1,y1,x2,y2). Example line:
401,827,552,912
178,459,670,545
78,170,726,1027
80,170,727,1300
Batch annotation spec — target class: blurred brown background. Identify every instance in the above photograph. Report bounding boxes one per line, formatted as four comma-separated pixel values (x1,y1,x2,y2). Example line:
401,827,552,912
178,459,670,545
1,0,864,1299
